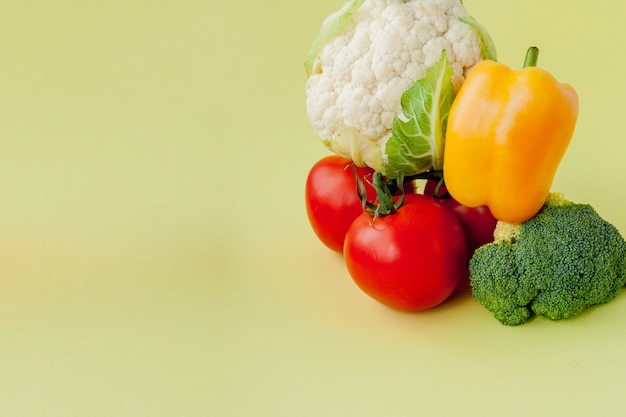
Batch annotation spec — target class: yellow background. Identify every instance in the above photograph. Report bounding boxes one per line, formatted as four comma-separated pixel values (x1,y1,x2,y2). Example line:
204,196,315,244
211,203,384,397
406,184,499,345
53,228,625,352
1,0,625,415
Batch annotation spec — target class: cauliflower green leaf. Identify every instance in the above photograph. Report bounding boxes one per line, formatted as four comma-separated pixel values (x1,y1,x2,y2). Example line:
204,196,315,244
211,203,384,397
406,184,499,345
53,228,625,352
459,16,497,61
304,0,365,78
384,51,455,179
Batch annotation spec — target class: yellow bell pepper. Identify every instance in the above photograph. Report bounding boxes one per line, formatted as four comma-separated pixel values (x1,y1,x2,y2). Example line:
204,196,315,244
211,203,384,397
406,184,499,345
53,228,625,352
443,47,579,224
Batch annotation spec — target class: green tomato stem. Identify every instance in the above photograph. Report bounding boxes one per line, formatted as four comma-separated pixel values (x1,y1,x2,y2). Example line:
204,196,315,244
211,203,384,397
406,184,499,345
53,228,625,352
404,170,444,183
352,168,404,219
523,46,539,68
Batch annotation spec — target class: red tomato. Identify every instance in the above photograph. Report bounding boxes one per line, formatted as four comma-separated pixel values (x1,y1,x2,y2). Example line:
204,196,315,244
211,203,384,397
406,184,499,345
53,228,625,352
438,199,497,256
305,155,375,253
343,193,467,311
420,180,497,256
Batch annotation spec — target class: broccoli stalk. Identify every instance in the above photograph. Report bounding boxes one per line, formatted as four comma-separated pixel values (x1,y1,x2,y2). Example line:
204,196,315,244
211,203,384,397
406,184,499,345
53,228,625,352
469,193,626,326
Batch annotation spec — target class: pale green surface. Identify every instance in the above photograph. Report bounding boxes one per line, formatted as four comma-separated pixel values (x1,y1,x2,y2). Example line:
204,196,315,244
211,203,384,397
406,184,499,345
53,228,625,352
1,1,626,416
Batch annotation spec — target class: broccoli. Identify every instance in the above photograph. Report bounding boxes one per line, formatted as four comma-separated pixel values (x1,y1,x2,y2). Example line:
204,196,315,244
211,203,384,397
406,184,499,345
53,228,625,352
469,193,626,326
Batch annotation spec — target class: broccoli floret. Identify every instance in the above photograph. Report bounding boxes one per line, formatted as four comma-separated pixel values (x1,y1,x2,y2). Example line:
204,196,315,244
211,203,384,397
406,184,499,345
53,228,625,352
470,242,538,325
469,193,626,325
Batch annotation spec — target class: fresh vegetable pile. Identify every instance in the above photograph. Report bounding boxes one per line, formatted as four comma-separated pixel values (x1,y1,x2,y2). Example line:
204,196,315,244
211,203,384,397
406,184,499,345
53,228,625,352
303,0,626,325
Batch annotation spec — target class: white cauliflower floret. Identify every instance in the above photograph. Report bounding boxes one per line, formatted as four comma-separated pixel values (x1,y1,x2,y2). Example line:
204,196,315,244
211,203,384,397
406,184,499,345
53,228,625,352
305,0,484,171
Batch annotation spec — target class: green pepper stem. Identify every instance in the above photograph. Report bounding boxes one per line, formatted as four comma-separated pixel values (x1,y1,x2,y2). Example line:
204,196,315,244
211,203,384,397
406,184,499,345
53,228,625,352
523,46,539,68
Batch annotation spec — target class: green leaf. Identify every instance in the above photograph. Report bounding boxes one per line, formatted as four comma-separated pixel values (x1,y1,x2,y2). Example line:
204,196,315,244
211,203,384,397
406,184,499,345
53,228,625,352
384,51,455,179
459,16,497,61
304,0,365,78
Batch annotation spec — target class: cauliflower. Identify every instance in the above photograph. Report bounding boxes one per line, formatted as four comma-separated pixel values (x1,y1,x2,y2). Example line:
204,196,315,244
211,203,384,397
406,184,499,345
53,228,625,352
305,0,494,172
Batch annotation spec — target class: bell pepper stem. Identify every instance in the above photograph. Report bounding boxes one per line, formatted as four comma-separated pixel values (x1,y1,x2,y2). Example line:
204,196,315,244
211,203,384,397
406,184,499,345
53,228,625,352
523,46,539,68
